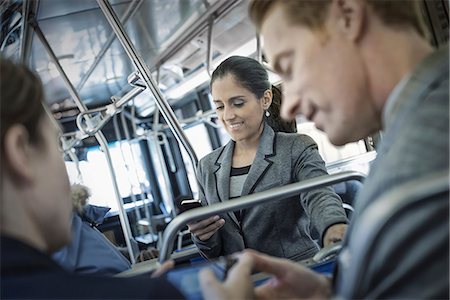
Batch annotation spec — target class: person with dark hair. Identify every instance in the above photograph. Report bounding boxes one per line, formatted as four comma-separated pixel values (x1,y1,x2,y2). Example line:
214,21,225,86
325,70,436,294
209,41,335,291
265,85,297,133
199,0,448,299
188,55,348,260
0,58,183,299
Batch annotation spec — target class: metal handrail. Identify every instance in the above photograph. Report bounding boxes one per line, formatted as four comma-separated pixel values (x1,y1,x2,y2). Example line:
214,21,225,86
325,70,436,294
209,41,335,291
76,85,145,136
159,171,366,262
97,0,199,171
76,0,143,91
32,21,139,264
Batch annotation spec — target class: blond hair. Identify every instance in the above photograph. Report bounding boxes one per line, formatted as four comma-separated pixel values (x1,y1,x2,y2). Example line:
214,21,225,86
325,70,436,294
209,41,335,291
249,0,428,38
71,184,91,213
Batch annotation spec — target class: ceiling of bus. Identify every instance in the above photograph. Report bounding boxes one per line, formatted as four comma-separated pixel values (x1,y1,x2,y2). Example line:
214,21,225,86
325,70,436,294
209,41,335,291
2,0,255,120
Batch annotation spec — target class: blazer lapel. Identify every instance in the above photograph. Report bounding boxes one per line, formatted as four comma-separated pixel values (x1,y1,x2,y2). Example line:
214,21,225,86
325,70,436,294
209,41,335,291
213,141,240,227
241,124,277,196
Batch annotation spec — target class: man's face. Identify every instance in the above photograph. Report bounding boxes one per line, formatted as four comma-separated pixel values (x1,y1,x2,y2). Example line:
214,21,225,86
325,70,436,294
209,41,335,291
261,3,379,146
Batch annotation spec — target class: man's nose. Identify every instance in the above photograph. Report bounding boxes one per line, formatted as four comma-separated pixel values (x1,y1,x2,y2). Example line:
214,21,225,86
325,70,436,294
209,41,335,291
281,86,302,120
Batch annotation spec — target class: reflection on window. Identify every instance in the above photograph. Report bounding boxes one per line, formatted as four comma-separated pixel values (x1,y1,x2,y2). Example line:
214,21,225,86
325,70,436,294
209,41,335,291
65,141,149,212
180,124,213,199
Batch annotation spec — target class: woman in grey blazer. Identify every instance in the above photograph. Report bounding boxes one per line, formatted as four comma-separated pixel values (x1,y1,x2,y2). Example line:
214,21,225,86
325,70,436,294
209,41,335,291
188,56,348,261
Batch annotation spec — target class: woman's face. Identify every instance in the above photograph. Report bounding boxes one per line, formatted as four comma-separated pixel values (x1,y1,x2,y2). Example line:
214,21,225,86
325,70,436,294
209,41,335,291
212,74,266,144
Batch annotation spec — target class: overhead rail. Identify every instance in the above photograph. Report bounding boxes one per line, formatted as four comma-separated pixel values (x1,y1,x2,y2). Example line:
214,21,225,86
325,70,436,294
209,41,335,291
76,83,145,136
156,109,220,132
76,0,143,91
153,0,242,69
97,0,199,172
159,171,367,262
59,131,89,152
18,0,38,64
31,20,139,264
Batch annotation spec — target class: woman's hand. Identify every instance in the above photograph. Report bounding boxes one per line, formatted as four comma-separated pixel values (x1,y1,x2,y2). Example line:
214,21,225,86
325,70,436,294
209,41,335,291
187,215,225,241
323,223,347,246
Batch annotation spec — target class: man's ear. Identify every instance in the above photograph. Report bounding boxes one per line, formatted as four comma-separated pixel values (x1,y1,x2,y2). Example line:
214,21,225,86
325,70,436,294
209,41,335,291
3,124,35,184
330,0,366,42
262,89,273,109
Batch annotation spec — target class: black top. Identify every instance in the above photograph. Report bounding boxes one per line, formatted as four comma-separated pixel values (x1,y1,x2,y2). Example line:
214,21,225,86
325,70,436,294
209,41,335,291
1,235,184,299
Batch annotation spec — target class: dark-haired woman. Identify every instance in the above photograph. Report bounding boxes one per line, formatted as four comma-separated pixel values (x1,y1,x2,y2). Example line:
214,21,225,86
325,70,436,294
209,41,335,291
188,56,348,261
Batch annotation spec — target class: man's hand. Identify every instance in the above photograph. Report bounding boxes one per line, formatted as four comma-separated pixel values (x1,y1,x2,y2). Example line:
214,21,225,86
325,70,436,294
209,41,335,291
249,250,332,299
151,260,175,278
199,253,254,300
323,223,347,246
187,215,225,241
199,250,332,300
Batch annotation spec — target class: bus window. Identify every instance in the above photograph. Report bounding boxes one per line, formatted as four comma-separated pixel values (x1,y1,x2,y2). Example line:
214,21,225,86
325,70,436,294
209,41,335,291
65,141,150,212
296,121,368,163
180,124,213,199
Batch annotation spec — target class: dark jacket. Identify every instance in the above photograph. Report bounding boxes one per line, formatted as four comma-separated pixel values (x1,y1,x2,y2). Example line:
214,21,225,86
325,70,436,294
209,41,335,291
1,236,184,299
52,205,131,275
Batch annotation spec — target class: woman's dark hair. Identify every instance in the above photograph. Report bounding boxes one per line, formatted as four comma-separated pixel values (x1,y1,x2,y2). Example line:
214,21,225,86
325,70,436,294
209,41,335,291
210,55,296,133
1,58,46,165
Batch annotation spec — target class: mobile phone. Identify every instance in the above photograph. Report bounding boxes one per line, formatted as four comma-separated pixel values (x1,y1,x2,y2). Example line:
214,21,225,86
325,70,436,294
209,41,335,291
166,257,232,300
179,199,203,213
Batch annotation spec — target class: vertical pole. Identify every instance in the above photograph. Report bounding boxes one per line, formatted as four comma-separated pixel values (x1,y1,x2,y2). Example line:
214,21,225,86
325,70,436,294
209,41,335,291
31,22,138,264
96,0,199,171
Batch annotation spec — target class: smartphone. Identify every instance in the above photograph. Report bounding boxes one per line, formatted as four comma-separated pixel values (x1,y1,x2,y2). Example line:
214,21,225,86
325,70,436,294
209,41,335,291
179,199,203,213
166,257,231,300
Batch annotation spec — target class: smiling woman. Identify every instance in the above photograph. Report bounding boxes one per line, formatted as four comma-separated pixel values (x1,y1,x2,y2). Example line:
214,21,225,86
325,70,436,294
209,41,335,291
187,56,348,261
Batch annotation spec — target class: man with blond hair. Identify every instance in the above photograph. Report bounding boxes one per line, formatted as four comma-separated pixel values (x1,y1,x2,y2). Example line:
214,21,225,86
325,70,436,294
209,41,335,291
199,0,449,299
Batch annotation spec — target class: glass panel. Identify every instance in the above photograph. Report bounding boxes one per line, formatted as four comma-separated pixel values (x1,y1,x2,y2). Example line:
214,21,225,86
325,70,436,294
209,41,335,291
180,124,213,198
65,141,149,213
296,121,367,164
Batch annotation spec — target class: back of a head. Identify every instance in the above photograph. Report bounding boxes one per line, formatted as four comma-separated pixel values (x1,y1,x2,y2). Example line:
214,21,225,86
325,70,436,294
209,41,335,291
71,184,91,213
0,58,46,173
211,55,296,133
249,0,428,39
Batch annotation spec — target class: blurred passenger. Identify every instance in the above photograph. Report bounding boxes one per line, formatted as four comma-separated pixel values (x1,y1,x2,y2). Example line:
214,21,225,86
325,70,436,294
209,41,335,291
188,55,348,260
0,58,183,299
200,0,449,299
52,184,131,275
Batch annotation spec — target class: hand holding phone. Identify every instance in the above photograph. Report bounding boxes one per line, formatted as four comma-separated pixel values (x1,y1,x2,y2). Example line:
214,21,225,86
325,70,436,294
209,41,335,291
179,199,203,213
187,215,225,241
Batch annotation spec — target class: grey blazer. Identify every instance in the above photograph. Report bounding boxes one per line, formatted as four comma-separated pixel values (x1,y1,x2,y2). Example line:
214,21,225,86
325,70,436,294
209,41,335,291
193,124,348,260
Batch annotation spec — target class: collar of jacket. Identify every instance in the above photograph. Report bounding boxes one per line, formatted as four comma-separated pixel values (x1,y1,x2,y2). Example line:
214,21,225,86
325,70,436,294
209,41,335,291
212,123,277,227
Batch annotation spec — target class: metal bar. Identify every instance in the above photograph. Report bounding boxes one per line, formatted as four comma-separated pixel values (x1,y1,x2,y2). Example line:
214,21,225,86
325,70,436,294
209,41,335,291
159,171,366,262
153,0,241,68
76,0,143,91
20,0,39,65
206,15,214,77
256,33,262,63
97,0,199,171
31,21,138,264
115,86,144,107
